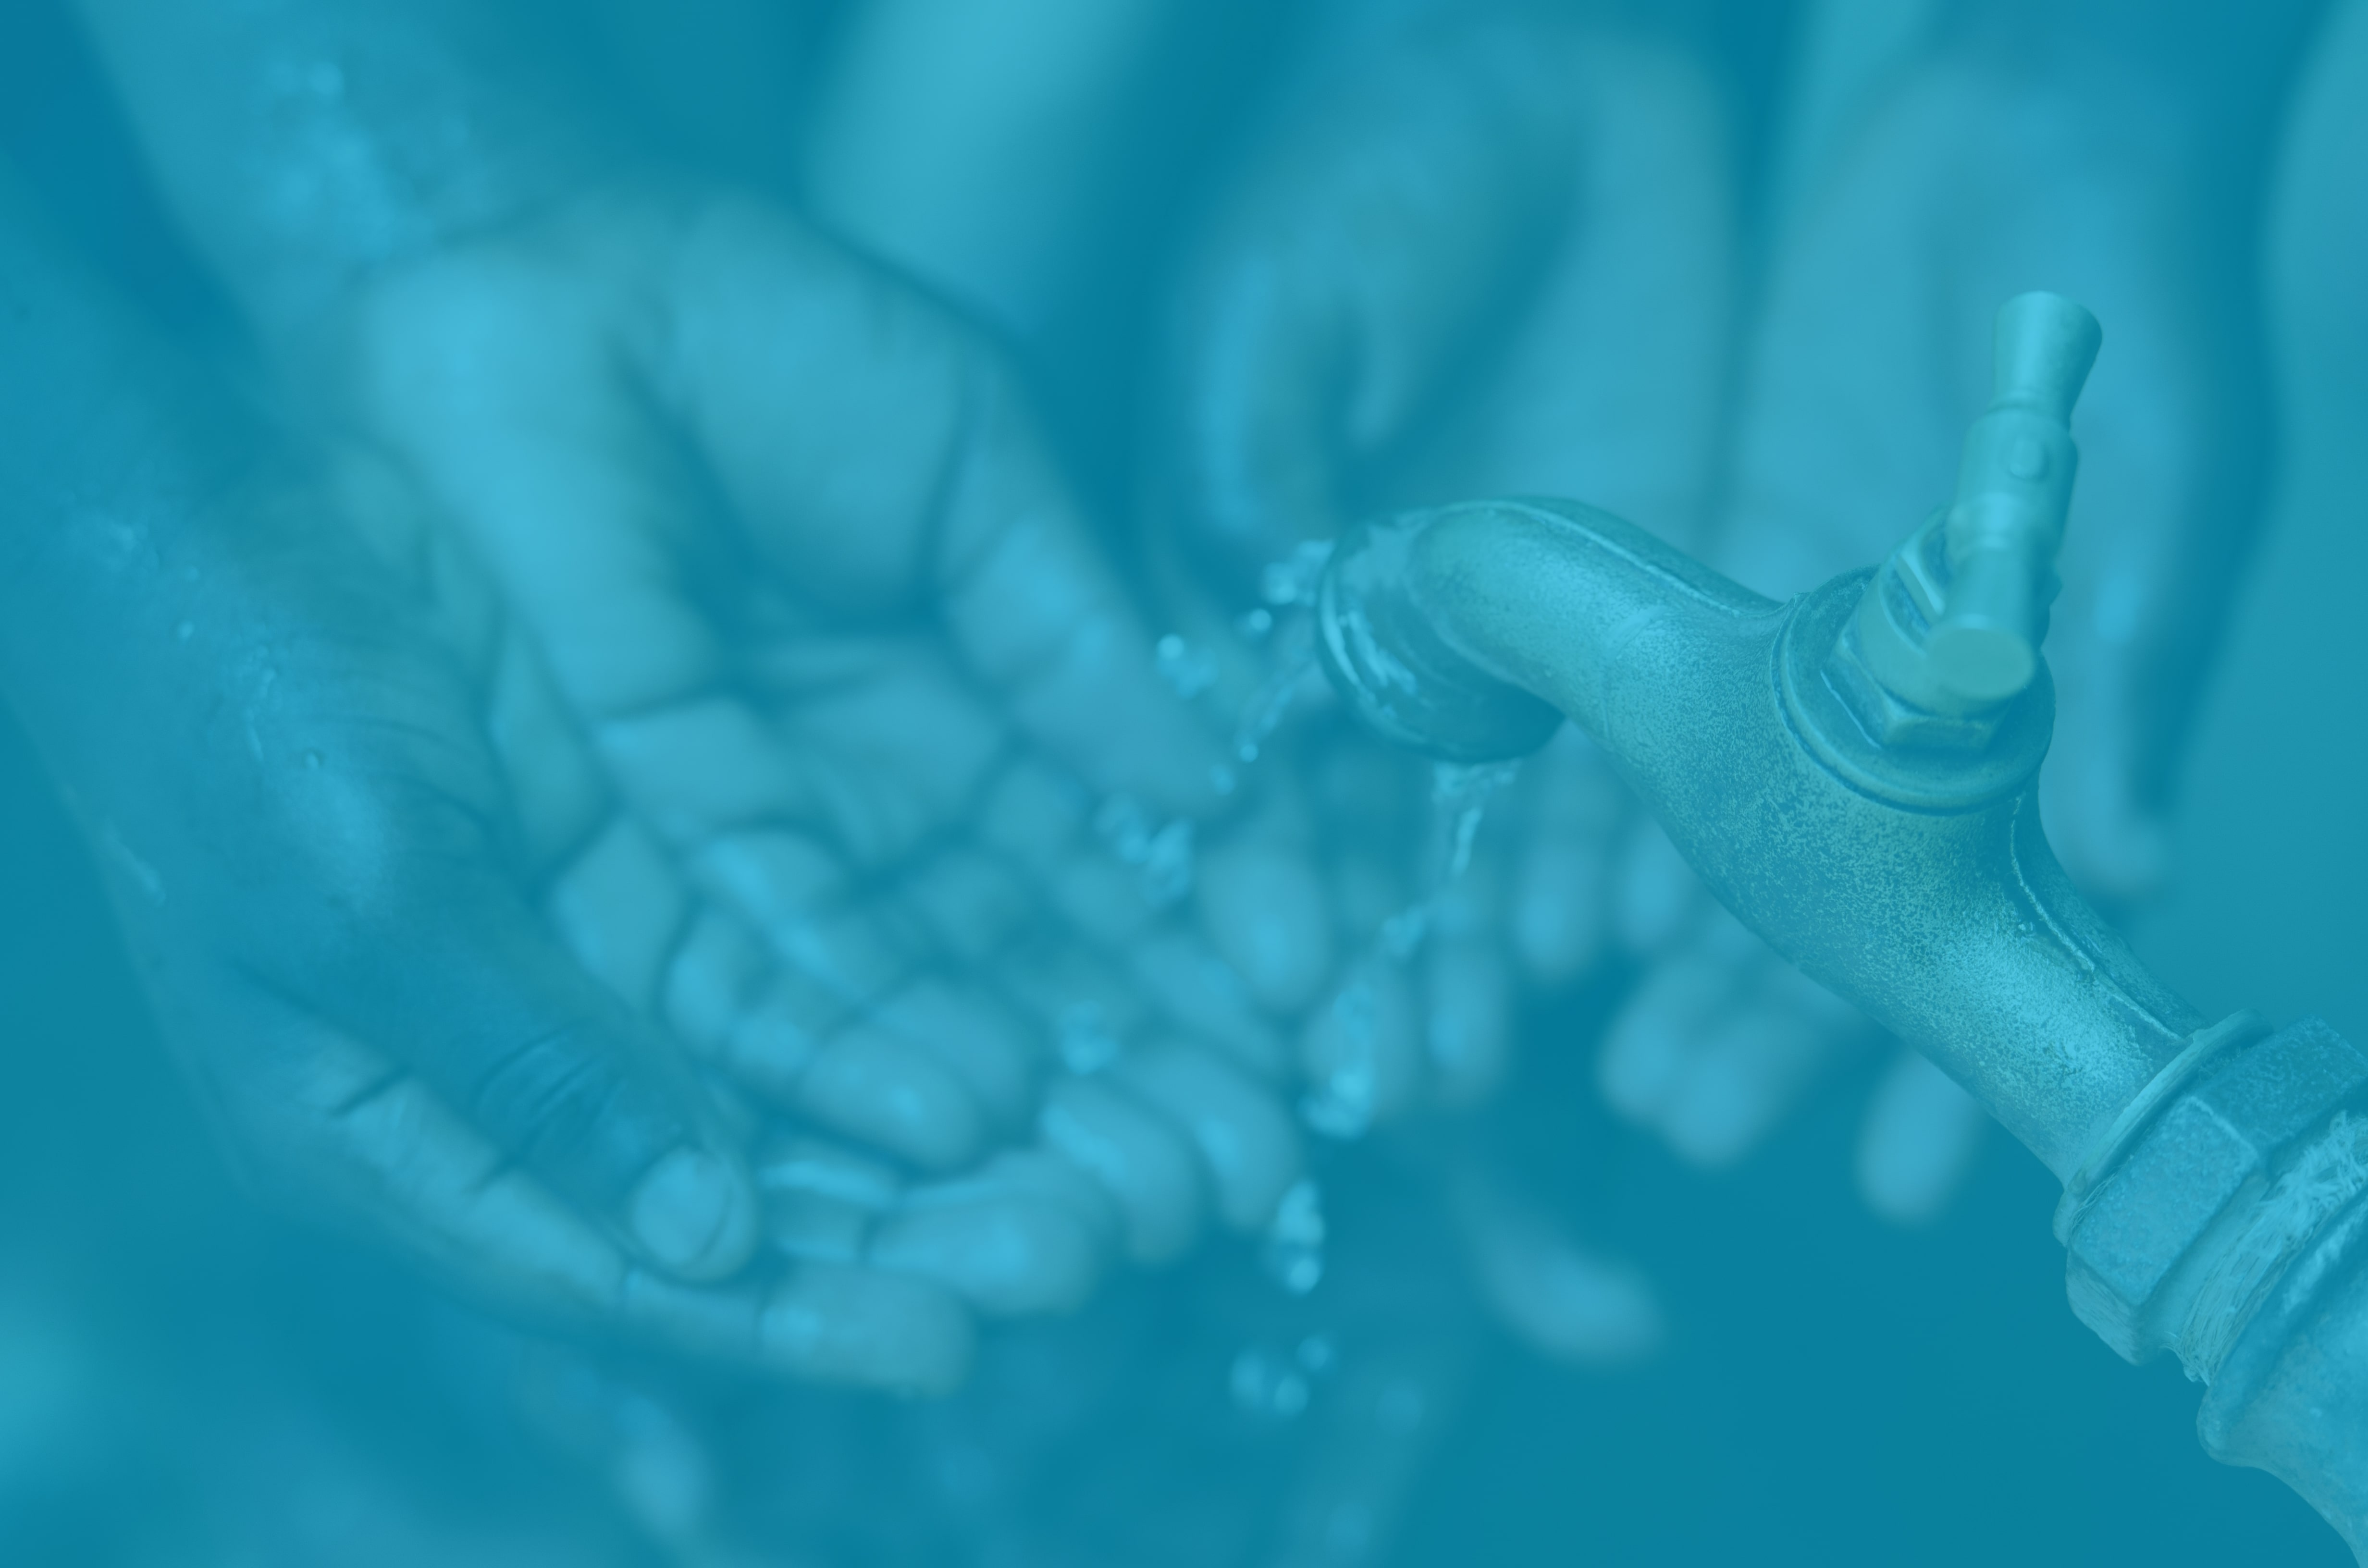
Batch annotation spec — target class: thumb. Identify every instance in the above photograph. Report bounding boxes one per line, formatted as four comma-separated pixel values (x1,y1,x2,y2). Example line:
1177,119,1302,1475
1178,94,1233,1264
300,876,763,1283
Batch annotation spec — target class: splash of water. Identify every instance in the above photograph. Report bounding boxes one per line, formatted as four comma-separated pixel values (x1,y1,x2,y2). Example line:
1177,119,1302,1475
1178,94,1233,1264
1295,760,1521,1143
1230,613,1320,769
1375,760,1522,965
1155,632,1217,699
1262,1176,1327,1294
1300,974,1383,1139
1260,539,1334,609
1092,793,1195,907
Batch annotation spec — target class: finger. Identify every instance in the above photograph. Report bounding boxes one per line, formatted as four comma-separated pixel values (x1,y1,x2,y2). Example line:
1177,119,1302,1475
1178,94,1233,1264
755,1135,900,1263
797,1025,987,1173
1036,1075,1208,1264
930,393,1228,819
1117,1041,1303,1231
344,231,731,725
971,754,1172,946
898,843,1040,965
755,1262,974,1395
964,1147,1126,1250
292,878,760,1283
1457,1177,1663,1368
545,813,692,1015
1126,927,1292,1081
1597,945,1734,1123
735,629,1013,869
1162,26,1577,598
1855,1046,1990,1226
2038,674,2172,906
870,1187,1105,1317
619,1244,975,1395
273,1024,637,1306
870,976,1043,1133
271,1024,967,1390
559,816,1024,1165
658,904,987,1169
1431,38,1733,541
674,829,1010,1159
2020,197,2246,909
655,202,1224,821
483,623,610,881
1163,215,1345,597
688,829,917,1003
992,934,1156,1073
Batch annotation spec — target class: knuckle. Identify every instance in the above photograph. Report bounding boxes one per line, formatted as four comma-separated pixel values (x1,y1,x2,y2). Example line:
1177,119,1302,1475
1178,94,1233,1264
467,1022,663,1201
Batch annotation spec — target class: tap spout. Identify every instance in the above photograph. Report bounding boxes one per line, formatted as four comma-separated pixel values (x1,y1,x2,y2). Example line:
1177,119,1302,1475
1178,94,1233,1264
1314,496,2203,1177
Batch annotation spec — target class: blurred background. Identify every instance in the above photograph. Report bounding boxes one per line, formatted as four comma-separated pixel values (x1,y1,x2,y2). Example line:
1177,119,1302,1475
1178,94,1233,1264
2,0,2363,1562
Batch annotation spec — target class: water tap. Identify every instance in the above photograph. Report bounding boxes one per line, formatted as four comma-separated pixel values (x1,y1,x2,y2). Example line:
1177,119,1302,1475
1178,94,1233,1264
1310,294,2368,1560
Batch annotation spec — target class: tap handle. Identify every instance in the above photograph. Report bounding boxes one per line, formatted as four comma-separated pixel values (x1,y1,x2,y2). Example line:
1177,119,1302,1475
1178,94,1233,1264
1929,292,2102,704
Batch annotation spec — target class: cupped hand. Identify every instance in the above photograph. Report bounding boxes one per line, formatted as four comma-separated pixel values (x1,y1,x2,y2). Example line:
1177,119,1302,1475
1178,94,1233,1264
315,178,1311,1311
1158,15,1735,1127
1603,51,2264,1219
28,443,978,1393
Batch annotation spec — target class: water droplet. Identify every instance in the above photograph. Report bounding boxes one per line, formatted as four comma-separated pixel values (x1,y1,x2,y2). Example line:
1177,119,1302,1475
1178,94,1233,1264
1431,758,1523,810
1140,819,1194,907
1155,633,1217,699
1301,981,1380,1139
1094,794,1153,860
1229,1345,1313,1419
1229,626,1319,773
174,620,195,642
1092,795,1194,906
1260,540,1335,608
1354,759,1526,975
1262,1178,1327,1293
301,749,323,770
1237,606,1276,642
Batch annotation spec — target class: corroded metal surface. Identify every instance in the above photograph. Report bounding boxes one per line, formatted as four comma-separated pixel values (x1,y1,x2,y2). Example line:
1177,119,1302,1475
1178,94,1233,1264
1314,495,2200,1176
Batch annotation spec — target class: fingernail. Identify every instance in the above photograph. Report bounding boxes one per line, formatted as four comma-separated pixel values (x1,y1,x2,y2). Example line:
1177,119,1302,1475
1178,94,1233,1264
629,1148,755,1280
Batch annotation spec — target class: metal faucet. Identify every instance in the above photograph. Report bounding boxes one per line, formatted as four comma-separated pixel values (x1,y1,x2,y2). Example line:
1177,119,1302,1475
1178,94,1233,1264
1314,293,2368,1558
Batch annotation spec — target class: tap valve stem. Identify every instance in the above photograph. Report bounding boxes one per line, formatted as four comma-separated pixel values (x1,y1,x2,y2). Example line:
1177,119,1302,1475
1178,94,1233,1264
1843,292,2101,728
1930,291,2102,703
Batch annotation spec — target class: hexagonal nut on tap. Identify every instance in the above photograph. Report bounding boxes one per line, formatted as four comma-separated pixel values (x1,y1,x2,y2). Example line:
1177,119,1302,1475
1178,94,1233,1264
2063,1018,2368,1367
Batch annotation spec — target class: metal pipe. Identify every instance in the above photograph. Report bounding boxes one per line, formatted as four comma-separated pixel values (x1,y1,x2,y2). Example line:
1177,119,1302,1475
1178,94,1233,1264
1316,490,2197,1176
1312,295,2368,1559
